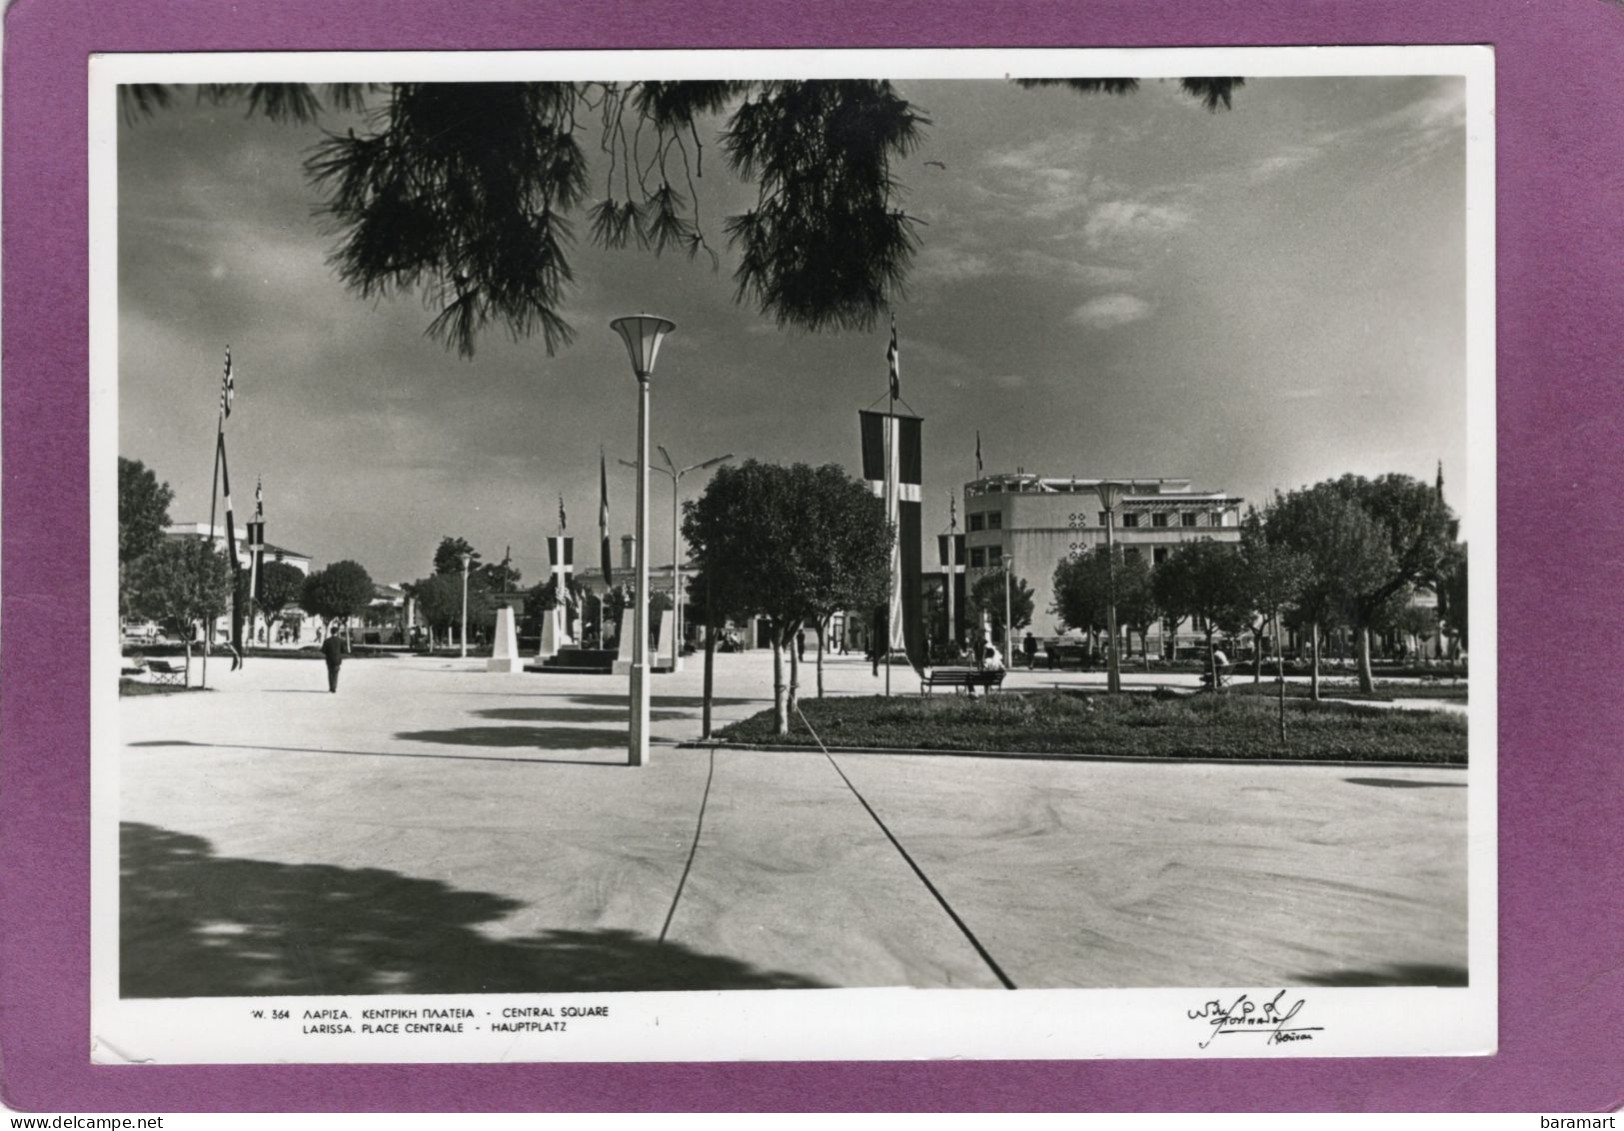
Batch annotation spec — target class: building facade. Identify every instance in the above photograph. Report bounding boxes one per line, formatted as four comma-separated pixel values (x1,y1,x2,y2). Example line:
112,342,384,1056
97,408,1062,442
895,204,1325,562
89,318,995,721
961,473,1245,639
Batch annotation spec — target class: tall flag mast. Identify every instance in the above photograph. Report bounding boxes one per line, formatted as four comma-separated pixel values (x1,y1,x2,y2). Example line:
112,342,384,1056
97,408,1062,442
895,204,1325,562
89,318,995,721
205,346,244,660
860,313,926,691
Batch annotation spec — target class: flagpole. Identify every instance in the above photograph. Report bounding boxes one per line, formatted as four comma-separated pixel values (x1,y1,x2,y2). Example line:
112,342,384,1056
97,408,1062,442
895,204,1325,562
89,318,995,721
884,325,895,698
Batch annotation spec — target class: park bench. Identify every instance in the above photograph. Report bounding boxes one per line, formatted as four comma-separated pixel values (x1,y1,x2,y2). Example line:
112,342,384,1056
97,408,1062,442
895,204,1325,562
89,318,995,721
920,667,1006,696
144,659,187,687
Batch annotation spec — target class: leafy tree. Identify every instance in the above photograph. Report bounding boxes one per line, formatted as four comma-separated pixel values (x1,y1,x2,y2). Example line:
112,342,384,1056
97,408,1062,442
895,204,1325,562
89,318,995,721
1050,547,1108,649
480,555,523,594
1391,600,1441,657
968,570,1035,647
1265,485,1395,700
300,560,376,639
256,560,306,642
124,79,1239,356
128,539,232,684
1238,510,1311,740
788,464,891,698
1323,474,1460,692
1434,542,1468,666
433,536,481,576
407,573,462,647
1152,540,1251,692
118,457,175,618
1112,555,1160,670
684,459,891,734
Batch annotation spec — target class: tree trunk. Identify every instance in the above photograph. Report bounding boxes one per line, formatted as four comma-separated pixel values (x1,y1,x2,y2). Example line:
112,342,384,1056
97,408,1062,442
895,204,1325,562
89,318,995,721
815,617,827,699
1356,624,1375,693
787,625,802,721
183,639,193,687
702,616,716,740
1309,621,1322,702
1206,625,1219,692
1275,612,1287,744
1142,628,1151,671
771,638,789,736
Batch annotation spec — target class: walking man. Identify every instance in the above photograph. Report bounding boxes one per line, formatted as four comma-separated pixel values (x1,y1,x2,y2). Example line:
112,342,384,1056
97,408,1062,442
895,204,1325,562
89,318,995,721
322,627,347,693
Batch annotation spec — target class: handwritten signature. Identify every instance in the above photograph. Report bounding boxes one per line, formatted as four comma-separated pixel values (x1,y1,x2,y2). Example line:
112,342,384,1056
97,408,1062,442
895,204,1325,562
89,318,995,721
1186,991,1323,1049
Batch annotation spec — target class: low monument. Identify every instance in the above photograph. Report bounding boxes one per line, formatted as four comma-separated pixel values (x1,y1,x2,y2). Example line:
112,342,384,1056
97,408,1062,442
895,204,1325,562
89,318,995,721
487,605,521,672
612,607,635,676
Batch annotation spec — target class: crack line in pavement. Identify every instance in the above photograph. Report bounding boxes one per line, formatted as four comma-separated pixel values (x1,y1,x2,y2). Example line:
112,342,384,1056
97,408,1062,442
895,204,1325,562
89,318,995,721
658,745,717,944
795,707,1017,990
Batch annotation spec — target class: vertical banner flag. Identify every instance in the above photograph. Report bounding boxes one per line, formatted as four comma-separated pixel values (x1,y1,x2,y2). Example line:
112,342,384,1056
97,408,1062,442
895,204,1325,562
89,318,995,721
938,530,966,646
887,314,901,401
220,346,235,418
547,535,576,639
860,409,926,673
975,430,983,475
599,448,613,588
558,494,568,533
247,476,265,603
217,431,243,649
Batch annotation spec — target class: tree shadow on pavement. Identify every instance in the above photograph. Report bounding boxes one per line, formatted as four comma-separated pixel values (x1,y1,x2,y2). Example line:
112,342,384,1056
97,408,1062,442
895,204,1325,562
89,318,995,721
127,739,623,768
474,707,688,724
566,694,765,708
394,726,629,750
1293,963,1468,986
1342,777,1467,789
121,823,827,997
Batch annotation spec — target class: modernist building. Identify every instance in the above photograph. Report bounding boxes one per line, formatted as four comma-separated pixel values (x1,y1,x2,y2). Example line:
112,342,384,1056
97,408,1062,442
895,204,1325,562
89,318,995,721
961,473,1245,640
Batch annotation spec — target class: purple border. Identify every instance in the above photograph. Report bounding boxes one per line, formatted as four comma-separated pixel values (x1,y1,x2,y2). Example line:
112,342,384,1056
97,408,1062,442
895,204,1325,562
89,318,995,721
5,0,1623,1113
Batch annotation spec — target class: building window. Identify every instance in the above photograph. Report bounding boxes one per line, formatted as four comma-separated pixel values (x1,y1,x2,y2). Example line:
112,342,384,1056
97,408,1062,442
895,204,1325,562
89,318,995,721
968,513,985,532
987,512,1002,530
969,548,985,568
1182,512,1199,527
1124,547,1141,563
1098,511,1108,526
987,545,1002,566
1151,512,1168,528
1153,546,1170,564
1120,513,1139,528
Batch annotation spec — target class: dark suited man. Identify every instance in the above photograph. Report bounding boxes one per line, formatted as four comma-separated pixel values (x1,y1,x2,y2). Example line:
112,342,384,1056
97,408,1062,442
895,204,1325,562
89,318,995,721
321,630,348,693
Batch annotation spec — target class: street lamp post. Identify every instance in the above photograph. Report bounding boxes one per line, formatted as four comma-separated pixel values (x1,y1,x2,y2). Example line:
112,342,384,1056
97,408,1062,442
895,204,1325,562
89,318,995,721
1095,481,1126,694
610,314,676,767
624,448,732,673
1003,558,1014,668
459,551,472,659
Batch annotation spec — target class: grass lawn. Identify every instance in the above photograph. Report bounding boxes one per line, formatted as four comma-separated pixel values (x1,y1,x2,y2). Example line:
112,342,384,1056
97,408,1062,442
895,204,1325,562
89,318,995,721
716,690,1466,765
1226,678,1469,703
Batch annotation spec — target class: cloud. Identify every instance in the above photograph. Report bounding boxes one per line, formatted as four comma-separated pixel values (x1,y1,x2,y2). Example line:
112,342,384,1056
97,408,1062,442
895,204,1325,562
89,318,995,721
911,243,997,284
1068,294,1152,329
1250,143,1323,181
979,133,1123,220
1005,250,1137,288
1081,200,1192,248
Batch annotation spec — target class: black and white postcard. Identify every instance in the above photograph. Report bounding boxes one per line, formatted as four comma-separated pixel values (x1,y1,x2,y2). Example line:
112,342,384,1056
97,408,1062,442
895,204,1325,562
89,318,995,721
90,46,1496,1063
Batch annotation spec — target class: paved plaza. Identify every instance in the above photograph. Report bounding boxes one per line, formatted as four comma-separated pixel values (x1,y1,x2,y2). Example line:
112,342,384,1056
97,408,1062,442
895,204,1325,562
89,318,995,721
119,651,1468,996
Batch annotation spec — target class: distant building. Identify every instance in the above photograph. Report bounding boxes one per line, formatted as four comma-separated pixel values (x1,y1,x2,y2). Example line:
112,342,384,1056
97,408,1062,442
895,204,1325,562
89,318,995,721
164,521,311,575
962,473,1244,640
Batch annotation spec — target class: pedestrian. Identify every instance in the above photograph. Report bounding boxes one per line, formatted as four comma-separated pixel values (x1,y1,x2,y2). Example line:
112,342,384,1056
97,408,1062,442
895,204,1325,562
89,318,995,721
796,633,806,662
321,628,348,693
1023,631,1038,669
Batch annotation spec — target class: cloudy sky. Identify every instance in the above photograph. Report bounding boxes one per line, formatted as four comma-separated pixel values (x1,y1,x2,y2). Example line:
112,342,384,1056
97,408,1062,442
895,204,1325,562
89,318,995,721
118,74,1467,585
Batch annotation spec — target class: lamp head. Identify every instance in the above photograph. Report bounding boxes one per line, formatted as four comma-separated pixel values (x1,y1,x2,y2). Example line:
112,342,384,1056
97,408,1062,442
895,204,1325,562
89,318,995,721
610,314,676,381
1094,480,1127,512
